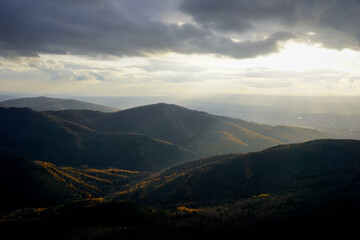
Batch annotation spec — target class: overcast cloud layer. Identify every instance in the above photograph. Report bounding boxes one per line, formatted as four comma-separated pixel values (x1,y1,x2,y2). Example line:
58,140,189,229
180,0,360,50
1,0,359,59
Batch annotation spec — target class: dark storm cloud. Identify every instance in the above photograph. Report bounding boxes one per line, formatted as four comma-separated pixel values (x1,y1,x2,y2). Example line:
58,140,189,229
0,0,173,56
185,31,295,58
0,0,294,59
2,0,358,60
180,0,360,50
180,0,299,32
316,0,360,49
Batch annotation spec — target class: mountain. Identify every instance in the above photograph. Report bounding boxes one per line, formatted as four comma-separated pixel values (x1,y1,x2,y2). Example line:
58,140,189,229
122,139,360,205
48,103,332,157
0,107,192,171
0,154,146,215
0,155,76,215
0,96,119,112
2,139,360,240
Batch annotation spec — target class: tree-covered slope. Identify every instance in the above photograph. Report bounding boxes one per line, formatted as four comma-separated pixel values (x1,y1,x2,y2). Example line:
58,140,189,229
122,139,360,205
48,103,332,157
0,155,76,215
0,107,192,171
0,154,147,216
2,140,360,240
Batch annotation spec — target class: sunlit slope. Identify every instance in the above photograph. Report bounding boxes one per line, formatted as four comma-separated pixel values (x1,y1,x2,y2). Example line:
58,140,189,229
121,139,360,205
1,96,119,112
0,107,192,171
49,103,332,156
0,155,76,214
34,161,145,199
0,154,145,215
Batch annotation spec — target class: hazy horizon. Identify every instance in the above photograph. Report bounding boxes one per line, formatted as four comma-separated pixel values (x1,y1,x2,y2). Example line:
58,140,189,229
2,92,360,140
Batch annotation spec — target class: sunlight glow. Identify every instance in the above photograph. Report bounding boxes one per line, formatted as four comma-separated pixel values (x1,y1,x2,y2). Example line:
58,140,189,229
2,41,360,97
263,42,360,72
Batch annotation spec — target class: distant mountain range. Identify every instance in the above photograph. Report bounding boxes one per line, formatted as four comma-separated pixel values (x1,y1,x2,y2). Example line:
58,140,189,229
48,103,332,157
0,101,332,172
0,107,191,171
0,96,119,112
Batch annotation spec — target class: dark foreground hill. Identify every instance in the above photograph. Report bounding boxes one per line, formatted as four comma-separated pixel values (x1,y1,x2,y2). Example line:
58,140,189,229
0,154,146,215
1,96,119,112
123,139,360,205
0,155,76,215
1,140,360,240
0,107,192,171
48,103,332,157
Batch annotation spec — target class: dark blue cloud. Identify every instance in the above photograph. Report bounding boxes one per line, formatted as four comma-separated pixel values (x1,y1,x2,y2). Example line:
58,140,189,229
180,0,299,32
0,0,294,59
180,0,360,50
6,0,359,59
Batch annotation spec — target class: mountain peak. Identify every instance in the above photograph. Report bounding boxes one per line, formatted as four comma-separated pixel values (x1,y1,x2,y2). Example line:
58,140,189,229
48,103,331,158
125,102,191,112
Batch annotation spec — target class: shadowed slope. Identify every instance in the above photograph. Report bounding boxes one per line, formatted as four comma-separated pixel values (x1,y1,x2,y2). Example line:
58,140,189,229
0,155,76,215
0,154,146,216
2,140,360,240
48,103,331,157
0,107,192,171
121,139,360,205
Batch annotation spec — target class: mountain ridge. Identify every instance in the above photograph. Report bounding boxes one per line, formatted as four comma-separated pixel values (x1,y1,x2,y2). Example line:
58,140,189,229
48,102,332,157
120,139,360,205
0,107,192,171
1,96,119,112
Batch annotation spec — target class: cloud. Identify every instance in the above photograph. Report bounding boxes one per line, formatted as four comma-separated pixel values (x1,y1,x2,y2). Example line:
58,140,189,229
180,0,299,32
0,0,294,59
1,0,359,61
0,49,39,58
190,31,295,58
140,59,206,73
240,68,358,89
29,58,105,82
180,0,360,50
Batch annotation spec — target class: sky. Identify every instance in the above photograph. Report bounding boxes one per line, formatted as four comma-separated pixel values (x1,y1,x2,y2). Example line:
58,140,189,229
1,0,360,97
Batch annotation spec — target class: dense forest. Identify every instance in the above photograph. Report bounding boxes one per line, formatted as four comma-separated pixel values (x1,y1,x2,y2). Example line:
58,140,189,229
1,139,360,239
